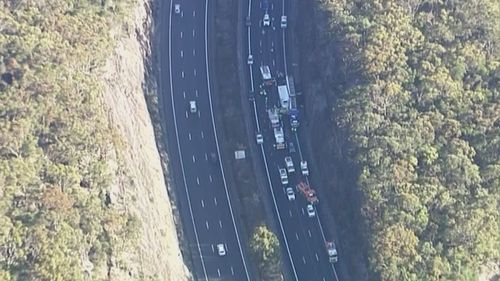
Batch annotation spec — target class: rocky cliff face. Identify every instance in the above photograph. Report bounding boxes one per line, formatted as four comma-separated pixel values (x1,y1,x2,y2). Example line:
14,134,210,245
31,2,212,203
100,1,190,280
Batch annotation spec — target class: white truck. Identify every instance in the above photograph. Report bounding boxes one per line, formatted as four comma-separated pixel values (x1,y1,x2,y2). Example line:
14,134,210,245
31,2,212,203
268,107,280,128
285,156,295,173
274,127,285,149
260,65,274,86
278,168,288,185
326,242,338,263
278,85,290,111
300,160,309,176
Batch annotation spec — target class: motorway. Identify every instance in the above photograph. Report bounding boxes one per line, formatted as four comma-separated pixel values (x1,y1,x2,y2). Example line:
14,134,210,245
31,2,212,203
158,0,251,280
243,0,342,280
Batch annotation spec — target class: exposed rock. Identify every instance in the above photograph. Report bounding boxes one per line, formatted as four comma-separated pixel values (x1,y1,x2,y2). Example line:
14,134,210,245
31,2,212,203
99,0,190,280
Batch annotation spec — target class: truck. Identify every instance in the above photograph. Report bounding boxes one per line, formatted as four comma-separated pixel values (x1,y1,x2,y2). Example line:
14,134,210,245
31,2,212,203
285,156,295,173
278,85,290,111
300,161,309,176
326,241,338,263
268,107,280,128
289,97,299,130
260,65,274,86
287,75,299,130
296,181,318,204
274,127,285,149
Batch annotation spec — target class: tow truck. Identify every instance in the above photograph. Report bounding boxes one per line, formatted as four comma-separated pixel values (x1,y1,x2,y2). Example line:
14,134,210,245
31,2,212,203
296,181,318,204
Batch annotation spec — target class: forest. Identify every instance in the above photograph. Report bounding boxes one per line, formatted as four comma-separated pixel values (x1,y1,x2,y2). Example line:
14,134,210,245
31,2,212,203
315,0,499,280
0,1,137,280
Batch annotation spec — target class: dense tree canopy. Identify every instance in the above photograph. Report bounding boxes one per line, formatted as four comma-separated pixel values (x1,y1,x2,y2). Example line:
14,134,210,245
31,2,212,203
0,1,137,280
249,225,282,280
316,0,499,280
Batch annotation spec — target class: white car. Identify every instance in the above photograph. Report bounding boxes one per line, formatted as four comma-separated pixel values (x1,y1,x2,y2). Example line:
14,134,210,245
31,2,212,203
189,101,197,113
263,13,270,27
285,156,295,173
256,133,264,144
306,204,315,218
281,15,287,28
286,187,295,201
279,168,288,185
300,160,309,176
217,244,226,256
247,54,254,65
174,4,181,14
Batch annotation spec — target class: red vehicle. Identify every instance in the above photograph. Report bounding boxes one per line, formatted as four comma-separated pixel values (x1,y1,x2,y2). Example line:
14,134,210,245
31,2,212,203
296,181,318,204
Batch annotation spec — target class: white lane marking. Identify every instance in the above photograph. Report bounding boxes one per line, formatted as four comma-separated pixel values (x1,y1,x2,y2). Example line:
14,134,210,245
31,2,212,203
193,29,195,37
185,111,188,119
295,233,299,240
201,200,205,208
315,253,320,262
308,230,312,237
193,10,196,17
211,244,215,252
183,91,186,98
204,1,250,279
180,50,183,58
196,177,200,185
192,155,196,163
219,220,223,228
180,31,183,38
193,49,196,56
201,130,204,138
205,220,209,229
195,89,199,97
205,153,208,161
231,267,234,275
168,2,207,279
259,40,262,47
209,174,213,182
188,133,192,141
181,11,183,17
214,197,217,206
272,59,276,67
194,69,197,76
301,208,305,215
181,71,184,78
302,256,306,264
197,111,201,118
217,269,221,277
289,210,293,217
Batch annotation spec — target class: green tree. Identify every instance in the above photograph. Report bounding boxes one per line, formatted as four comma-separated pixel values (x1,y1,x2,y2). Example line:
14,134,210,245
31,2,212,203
249,225,282,280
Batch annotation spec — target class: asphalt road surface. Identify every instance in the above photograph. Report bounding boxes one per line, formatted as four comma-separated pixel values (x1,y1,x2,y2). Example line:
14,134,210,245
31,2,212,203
158,0,251,280
244,0,342,280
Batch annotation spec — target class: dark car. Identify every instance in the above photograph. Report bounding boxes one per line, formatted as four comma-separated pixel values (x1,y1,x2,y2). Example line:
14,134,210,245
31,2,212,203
288,142,296,153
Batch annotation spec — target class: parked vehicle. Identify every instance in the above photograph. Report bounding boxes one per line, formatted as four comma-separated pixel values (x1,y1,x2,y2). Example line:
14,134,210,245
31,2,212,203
326,241,339,263
285,156,295,173
274,127,285,149
306,204,316,217
281,15,287,28
296,181,318,204
286,187,295,201
300,160,309,176
279,168,288,185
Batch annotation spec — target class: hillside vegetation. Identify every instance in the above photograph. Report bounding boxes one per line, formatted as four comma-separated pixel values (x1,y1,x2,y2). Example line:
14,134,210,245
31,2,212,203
315,0,499,280
0,1,142,280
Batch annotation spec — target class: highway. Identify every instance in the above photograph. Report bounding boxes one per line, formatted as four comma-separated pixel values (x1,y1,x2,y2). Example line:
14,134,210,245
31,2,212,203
158,0,251,280
244,0,342,280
